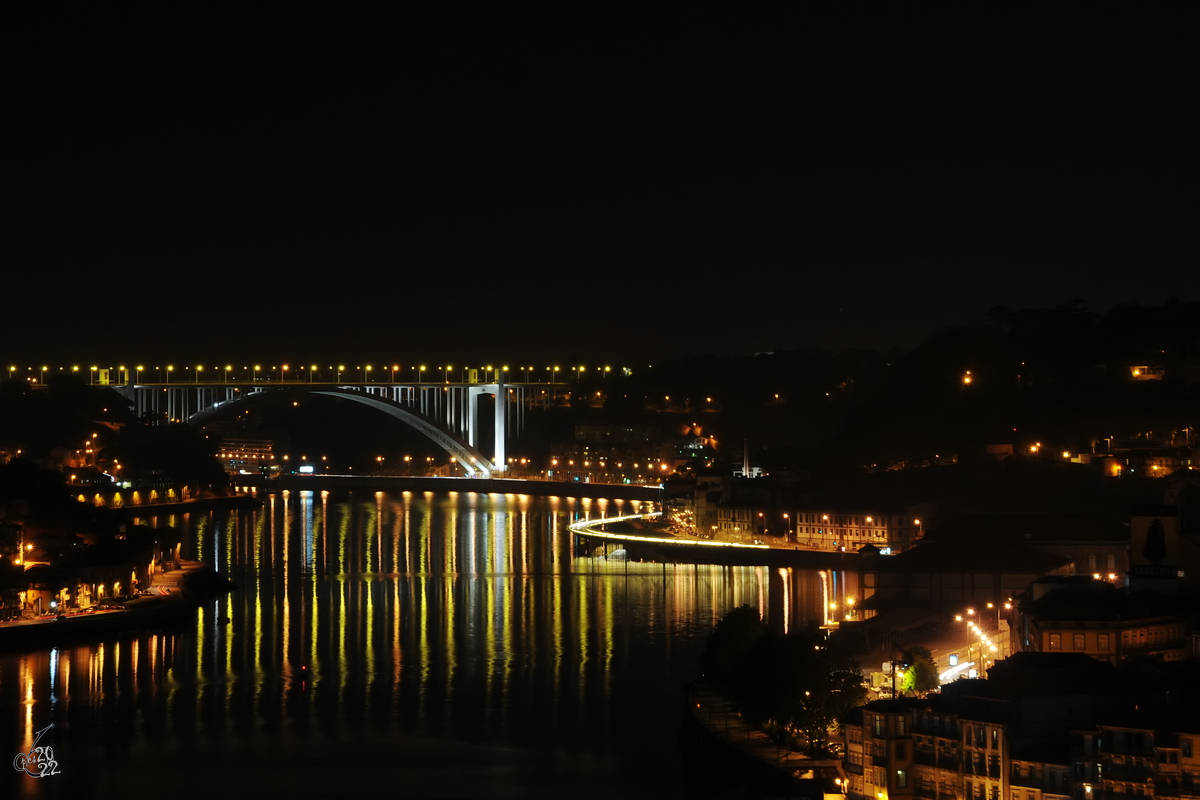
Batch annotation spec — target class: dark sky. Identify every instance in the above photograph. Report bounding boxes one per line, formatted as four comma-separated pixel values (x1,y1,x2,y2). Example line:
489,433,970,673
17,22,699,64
8,8,1198,368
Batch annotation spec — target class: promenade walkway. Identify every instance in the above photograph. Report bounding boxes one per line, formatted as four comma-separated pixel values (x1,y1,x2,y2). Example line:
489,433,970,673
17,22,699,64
687,682,844,786
146,560,208,596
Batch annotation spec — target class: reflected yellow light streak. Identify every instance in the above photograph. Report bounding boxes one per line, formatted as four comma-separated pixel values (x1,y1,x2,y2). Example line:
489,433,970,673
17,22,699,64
308,565,319,687
366,577,376,698
820,570,831,626
602,576,614,696
443,579,456,700
446,505,458,575
778,567,792,634
23,656,34,751
755,567,766,620
337,506,350,575
255,571,263,712
338,578,348,697
576,576,589,698
485,574,496,700
393,574,402,717
552,573,563,707
418,576,429,718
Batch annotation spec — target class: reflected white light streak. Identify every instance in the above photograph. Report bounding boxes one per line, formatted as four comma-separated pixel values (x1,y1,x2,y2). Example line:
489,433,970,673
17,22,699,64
568,513,769,549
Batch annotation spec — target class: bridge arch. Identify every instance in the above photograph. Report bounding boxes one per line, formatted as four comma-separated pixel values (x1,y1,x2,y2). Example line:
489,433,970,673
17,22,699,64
188,387,497,477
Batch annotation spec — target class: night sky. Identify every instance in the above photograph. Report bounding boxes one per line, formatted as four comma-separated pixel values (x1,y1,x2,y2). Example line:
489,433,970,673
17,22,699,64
8,8,1198,367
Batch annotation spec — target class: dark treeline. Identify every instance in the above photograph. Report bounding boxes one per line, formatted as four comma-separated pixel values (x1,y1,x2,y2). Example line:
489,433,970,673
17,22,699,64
573,299,1200,473
0,375,228,490
700,605,869,755
3,300,1198,477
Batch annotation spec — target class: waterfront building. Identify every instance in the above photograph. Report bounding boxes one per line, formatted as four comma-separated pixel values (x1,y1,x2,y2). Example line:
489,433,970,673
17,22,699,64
847,700,915,800
857,540,1071,616
925,515,1130,581
216,436,279,475
695,476,922,551
912,694,964,800
1015,579,1192,663
842,654,1130,800
547,423,711,483
1008,744,1072,800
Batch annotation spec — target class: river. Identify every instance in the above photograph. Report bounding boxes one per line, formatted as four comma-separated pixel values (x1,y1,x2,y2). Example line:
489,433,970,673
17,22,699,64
2,488,852,799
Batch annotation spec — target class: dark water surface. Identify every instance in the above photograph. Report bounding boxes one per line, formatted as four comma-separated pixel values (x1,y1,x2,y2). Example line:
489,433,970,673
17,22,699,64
3,490,845,799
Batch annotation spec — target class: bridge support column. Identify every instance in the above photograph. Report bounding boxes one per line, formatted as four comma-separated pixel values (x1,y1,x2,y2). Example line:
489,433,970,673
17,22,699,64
465,383,506,474
493,377,506,473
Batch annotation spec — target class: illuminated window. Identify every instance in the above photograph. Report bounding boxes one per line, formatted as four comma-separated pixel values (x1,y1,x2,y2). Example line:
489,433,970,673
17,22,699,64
1049,634,1061,651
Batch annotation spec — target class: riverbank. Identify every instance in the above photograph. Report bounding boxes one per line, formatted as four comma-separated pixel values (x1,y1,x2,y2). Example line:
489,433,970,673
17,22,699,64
570,513,863,569
119,492,262,517
0,560,232,652
269,473,664,501
682,681,844,797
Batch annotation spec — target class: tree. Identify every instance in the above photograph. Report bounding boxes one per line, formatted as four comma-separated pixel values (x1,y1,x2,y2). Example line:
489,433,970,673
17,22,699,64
701,607,868,756
700,604,769,693
899,645,939,696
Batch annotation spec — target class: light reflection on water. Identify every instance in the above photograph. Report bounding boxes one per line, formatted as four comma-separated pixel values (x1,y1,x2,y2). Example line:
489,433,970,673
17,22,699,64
2,490,849,799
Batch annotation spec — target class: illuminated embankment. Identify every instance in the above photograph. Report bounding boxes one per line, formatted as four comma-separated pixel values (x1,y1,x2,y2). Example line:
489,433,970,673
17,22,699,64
569,513,866,569
569,512,770,551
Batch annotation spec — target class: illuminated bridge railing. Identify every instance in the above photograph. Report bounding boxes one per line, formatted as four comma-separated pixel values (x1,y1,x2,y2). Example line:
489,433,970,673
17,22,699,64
7,363,627,387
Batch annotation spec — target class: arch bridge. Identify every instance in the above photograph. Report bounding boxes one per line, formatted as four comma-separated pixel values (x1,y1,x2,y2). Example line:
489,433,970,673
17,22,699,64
89,369,569,479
